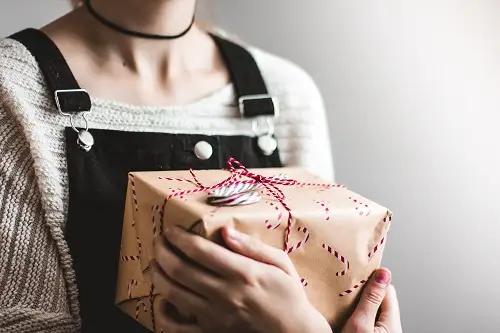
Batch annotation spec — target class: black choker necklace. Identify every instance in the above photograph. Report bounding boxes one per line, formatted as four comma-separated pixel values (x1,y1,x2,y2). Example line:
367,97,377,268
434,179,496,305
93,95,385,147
84,0,195,40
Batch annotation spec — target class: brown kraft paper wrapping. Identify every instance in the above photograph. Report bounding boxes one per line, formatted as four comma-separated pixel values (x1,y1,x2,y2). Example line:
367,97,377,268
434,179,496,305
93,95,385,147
115,166,393,332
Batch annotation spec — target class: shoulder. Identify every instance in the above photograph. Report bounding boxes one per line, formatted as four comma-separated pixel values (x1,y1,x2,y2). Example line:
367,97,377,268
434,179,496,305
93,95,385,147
0,35,54,133
0,36,41,80
0,36,47,105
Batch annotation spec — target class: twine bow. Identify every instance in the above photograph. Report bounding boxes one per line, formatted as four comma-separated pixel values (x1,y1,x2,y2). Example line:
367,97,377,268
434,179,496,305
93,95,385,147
162,158,338,253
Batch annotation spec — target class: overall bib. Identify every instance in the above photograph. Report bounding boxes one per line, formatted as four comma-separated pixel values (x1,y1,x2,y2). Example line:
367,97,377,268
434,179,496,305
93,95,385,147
10,28,282,333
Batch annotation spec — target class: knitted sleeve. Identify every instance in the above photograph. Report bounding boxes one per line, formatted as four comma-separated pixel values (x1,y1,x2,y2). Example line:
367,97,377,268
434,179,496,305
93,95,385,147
0,104,79,332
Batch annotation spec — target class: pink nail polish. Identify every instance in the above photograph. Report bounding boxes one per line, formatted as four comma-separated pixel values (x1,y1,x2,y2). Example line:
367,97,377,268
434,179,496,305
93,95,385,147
375,269,391,286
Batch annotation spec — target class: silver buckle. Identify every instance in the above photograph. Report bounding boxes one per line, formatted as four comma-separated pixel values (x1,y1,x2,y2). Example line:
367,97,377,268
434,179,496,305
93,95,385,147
54,88,91,134
238,94,280,118
54,89,94,152
54,89,90,116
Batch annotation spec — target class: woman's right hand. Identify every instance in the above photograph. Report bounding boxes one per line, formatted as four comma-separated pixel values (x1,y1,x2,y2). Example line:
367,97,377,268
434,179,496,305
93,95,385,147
341,268,402,333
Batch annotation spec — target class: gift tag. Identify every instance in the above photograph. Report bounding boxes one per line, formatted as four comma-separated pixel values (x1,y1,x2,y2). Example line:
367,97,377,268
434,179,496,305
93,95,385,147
77,130,94,152
257,135,277,156
207,191,261,206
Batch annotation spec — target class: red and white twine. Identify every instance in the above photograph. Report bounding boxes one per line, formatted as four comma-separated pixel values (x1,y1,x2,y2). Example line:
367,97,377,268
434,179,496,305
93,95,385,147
157,158,342,253
128,157,386,318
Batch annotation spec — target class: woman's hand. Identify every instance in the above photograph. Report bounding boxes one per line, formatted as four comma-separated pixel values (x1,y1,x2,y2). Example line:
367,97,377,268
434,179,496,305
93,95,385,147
342,268,403,333
151,225,332,333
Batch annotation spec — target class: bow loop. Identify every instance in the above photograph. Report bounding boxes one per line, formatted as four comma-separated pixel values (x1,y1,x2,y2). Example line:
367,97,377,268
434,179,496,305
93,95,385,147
164,158,337,252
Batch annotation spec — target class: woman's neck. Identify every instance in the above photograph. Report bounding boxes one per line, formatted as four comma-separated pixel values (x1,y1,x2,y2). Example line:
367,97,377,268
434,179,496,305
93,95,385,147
41,0,230,105
87,0,197,39
76,0,208,77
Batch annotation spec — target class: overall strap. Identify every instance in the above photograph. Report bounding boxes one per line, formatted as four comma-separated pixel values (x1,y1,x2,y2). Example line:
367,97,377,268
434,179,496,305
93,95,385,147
8,28,278,119
211,34,278,118
9,28,91,114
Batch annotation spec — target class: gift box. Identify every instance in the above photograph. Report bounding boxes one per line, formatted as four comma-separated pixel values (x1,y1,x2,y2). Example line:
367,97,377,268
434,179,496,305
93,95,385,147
115,159,393,332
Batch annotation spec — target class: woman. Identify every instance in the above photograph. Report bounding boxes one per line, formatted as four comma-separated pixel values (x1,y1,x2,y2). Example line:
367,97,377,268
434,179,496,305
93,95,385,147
0,0,402,332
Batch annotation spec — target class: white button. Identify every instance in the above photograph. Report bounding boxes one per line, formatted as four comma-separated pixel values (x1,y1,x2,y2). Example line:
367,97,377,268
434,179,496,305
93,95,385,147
194,141,213,160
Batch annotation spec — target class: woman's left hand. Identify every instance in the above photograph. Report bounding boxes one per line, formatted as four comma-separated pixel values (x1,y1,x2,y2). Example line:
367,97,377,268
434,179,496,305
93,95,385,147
151,225,332,333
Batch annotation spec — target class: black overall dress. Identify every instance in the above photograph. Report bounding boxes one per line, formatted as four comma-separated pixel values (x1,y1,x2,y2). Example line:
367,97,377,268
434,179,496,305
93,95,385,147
10,28,282,333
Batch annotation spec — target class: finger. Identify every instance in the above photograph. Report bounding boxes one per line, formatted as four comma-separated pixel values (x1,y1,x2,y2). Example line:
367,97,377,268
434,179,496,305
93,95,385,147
151,260,209,316
349,268,392,327
163,226,249,278
376,284,402,330
221,225,299,278
156,299,202,333
154,235,223,298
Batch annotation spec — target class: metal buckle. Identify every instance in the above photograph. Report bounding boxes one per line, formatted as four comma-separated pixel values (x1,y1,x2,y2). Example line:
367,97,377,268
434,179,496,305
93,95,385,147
252,117,275,137
238,94,280,118
54,89,91,134
54,89,90,116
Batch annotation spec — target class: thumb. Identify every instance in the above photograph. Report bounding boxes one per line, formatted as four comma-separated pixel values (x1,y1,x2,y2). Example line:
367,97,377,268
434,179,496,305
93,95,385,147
376,284,402,331
222,225,299,278
348,268,392,328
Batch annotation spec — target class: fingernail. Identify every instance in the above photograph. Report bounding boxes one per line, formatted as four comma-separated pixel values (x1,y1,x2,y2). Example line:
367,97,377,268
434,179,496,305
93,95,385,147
165,226,179,235
374,269,391,286
227,227,242,241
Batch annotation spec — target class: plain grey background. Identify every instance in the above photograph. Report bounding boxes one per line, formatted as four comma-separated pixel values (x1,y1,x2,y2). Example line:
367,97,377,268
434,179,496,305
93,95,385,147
1,1,499,332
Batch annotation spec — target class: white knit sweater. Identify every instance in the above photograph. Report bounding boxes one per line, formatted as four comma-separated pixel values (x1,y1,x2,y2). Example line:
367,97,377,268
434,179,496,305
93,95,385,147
0,34,334,332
